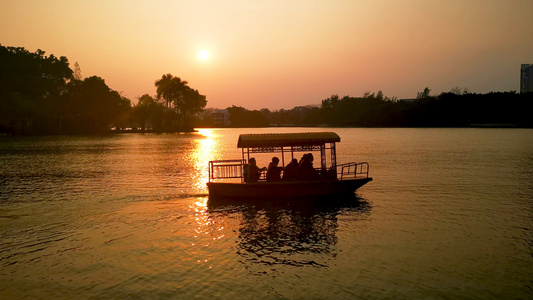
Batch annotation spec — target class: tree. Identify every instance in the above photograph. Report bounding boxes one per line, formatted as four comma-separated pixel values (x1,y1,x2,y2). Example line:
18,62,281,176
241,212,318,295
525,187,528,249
0,44,73,134
73,61,82,81
226,106,269,127
376,90,384,100
154,73,207,131
181,87,207,130
321,94,341,125
63,76,131,133
155,74,188,130
450,86,470,95
131,94,165,131
416,87,432,99
155,74,188,110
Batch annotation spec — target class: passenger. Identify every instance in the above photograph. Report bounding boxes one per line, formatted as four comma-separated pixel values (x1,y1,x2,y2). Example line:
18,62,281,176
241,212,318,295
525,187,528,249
243,158,265,182
296,154,308,179
298,153,307,165
299,153,319,180
282,158,299,180
266,157,283,181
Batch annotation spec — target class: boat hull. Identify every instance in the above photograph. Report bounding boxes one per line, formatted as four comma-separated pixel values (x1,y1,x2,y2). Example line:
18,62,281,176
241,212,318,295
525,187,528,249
207,178,372,199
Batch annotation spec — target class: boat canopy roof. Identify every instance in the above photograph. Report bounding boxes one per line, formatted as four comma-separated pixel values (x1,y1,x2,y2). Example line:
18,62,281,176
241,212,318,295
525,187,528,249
237,132,340,148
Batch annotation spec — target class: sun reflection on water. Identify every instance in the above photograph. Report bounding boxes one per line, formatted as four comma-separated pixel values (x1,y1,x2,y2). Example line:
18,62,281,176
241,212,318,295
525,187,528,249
189,197,230,270
183,129,235,269
188,129,221,192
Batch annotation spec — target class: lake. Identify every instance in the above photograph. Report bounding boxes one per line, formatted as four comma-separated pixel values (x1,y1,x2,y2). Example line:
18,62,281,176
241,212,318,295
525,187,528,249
1,128,532,299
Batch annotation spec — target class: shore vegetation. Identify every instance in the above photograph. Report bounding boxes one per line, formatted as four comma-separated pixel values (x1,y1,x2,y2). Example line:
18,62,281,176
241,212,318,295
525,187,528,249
1,44,531,135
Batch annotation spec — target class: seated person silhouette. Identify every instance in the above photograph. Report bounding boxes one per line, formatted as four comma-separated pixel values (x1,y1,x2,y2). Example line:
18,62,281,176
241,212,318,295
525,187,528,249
266,157,283,181
282,158,299,181
298,153,319,180
243,158,265,182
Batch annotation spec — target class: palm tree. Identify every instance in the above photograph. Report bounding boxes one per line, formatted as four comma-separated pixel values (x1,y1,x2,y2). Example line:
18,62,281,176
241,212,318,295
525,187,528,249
155,74,189,130
155,73,188,110
154,73,207,131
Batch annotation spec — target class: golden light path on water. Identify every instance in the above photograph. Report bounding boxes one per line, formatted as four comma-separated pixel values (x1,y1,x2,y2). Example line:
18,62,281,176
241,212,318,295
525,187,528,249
187,129,227,269
189,128,220,192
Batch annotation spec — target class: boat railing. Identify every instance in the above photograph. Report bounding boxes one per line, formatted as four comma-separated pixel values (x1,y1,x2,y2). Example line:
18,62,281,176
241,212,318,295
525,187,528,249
209,159,246,182
338,162,369,180
209,159,369,182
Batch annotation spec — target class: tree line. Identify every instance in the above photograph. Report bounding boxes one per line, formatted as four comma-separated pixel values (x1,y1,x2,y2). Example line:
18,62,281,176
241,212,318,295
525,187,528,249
2,44,532,135
0,45,207,135
210,88,532,128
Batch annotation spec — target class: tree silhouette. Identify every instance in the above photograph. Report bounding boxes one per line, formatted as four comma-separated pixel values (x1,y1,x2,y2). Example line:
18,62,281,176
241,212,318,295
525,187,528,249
131,94,165,131
416,87,432,99
0,45,73,134
181,87,207,130
155,74,187,110
63,76,131,133
154,73,206,131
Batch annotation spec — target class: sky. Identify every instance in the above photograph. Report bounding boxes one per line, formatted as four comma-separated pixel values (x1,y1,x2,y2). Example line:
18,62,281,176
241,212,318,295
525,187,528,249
1,0,533,110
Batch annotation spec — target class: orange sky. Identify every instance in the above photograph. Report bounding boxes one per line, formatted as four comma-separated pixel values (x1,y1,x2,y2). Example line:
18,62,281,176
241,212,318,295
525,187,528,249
1,0,532,109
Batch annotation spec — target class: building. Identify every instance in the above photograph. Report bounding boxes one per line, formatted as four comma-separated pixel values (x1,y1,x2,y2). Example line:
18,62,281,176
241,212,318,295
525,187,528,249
211,111,228,127
198,108,230,127
521,64,533,93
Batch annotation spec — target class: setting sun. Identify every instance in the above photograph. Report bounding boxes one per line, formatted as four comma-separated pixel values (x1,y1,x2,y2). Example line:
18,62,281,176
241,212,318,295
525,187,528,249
199,50,209,60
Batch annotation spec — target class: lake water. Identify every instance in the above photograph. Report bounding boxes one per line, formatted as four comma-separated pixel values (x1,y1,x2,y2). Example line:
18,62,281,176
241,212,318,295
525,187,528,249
1,128,532,299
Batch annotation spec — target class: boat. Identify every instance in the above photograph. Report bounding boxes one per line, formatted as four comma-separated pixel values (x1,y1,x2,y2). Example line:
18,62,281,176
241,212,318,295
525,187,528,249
207,132,372,199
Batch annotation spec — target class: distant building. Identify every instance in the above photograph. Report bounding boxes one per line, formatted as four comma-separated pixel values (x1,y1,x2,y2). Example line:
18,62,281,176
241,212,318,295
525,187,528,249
199,108,230,127
211,111,227,127
521,64,533,93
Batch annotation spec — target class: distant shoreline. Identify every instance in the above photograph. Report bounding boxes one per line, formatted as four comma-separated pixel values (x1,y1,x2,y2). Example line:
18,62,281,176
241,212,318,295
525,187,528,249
109,129,198,134
2,125,530,138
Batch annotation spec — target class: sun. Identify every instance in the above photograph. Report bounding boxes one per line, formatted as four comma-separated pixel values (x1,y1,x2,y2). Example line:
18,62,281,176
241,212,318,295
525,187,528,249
199,50,209,60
